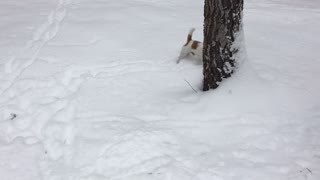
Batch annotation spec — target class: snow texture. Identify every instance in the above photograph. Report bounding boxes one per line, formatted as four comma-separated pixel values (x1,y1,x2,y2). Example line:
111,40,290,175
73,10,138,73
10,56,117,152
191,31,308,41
0,0,320,179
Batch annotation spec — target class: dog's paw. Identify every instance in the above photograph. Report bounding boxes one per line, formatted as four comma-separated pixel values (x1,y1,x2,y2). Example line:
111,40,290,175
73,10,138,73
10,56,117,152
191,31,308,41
176,58,181,64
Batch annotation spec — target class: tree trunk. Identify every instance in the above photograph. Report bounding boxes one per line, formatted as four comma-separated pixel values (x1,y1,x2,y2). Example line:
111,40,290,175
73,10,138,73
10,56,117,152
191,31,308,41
203,0,243,91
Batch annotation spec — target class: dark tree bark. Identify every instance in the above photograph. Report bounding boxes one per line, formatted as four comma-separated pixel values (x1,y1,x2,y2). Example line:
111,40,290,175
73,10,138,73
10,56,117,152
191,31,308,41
203,0,244,91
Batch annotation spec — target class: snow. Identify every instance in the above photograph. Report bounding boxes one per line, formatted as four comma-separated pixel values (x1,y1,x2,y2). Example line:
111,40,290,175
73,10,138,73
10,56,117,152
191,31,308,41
1,0,320,179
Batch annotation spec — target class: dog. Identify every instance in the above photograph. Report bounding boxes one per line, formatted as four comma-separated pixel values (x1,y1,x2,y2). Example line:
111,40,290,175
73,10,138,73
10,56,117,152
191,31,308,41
177,28,203,64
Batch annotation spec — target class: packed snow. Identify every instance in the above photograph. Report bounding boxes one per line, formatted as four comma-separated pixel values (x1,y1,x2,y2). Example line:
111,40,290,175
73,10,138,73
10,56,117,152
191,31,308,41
0,0,320,179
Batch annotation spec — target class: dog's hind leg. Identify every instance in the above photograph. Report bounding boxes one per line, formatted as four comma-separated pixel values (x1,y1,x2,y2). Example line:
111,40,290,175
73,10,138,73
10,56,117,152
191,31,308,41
177,47,189,64
176,57,183,64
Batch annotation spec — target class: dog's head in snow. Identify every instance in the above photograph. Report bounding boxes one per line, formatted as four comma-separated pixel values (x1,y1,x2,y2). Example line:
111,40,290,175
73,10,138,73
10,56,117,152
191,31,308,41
176,28,203,64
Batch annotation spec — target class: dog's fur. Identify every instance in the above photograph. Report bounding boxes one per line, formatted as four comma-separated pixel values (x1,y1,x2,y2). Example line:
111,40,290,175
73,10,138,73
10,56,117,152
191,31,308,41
177,28,203,64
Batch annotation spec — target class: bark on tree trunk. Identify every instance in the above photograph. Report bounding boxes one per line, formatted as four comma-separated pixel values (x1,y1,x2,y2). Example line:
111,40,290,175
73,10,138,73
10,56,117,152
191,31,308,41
203,0,244,91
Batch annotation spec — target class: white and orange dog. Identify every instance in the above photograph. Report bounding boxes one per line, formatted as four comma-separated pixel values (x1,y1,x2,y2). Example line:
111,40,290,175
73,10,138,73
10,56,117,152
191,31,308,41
177,28,203,64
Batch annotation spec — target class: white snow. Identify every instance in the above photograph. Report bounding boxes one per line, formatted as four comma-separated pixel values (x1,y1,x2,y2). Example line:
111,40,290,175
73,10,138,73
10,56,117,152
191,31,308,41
1,0,320,179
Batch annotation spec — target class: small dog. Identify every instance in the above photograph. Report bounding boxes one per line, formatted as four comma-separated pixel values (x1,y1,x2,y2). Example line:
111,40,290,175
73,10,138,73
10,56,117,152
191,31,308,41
177,28,203,64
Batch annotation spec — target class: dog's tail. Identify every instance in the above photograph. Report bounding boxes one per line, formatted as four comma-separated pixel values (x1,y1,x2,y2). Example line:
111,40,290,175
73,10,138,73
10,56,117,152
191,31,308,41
185,28,195,45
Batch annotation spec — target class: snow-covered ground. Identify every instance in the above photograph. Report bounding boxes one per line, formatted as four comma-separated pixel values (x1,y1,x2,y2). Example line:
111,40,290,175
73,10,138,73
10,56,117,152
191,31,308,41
1,0,320,179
